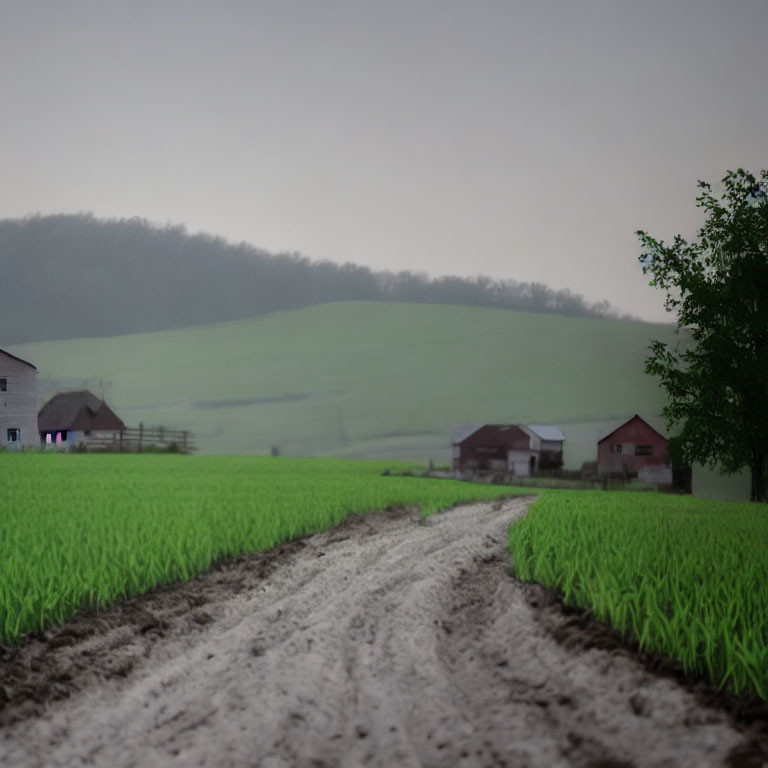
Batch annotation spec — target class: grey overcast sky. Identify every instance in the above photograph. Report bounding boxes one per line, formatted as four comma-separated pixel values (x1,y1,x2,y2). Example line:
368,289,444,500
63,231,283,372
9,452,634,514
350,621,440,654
1,1,766,322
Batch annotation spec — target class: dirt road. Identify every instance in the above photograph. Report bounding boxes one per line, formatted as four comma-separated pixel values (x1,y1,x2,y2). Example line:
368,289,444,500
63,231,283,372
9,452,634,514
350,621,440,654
0,498,763,767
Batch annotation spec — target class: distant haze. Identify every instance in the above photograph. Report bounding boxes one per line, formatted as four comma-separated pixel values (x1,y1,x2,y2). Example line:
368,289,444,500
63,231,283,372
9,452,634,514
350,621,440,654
1,0,766,322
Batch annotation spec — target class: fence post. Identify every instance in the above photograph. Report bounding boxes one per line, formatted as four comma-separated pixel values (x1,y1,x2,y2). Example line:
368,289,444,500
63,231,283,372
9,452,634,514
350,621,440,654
138,423,144,453
120,429,124,453
159,426,164,444
183,431,188,453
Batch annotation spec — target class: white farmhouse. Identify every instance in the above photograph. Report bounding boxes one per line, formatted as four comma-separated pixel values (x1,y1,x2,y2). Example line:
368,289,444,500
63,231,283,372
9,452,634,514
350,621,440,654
0,348,38,450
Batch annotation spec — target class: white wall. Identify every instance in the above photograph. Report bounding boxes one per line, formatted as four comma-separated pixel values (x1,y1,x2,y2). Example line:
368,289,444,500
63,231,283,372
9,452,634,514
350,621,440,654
638,465,672,485
508,449,534,476
0,352,38,449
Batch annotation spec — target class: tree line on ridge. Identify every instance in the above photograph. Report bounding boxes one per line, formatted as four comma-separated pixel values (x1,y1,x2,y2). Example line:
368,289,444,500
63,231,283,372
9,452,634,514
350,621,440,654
0,213,631,344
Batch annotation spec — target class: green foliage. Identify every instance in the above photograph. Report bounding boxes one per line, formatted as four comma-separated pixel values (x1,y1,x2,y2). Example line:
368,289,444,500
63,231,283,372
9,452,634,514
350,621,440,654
0,453,517,644
508,491,768,700
637,168,768,500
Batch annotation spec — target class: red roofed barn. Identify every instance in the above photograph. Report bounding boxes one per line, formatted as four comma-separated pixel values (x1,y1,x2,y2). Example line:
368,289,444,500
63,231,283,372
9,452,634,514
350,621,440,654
597,414,671,484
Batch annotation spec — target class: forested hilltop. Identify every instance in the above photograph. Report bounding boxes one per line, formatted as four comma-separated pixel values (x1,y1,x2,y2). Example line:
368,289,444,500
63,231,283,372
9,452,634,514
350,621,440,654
0,214,629,343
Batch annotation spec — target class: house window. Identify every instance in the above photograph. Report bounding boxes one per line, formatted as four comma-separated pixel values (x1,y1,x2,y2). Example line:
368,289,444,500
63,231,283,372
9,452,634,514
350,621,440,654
611,444,623,454
636,445,653,455
7,428,20,442
0,378,6,392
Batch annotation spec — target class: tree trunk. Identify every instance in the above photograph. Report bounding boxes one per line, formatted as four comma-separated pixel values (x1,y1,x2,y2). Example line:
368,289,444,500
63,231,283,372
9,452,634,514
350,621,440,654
750,453,767,502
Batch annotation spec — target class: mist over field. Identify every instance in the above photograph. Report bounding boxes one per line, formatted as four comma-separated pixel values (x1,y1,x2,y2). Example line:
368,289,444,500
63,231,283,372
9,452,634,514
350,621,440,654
7,301,675,466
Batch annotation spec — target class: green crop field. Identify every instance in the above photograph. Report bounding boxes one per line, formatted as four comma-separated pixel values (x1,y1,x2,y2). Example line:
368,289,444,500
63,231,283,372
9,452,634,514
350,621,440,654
0,453,518,644
5,301,675,466
508,491,768,700
3,451,764,703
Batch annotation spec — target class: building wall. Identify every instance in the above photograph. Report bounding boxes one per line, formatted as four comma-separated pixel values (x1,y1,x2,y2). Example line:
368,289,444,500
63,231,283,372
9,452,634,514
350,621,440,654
508,449,535,476
518,427,564,470
455,443,507,471
41,429,124,450
453,425,530,471
597,417,668,475
638,465,673,485
0,351,38,450
539,447,564,470
41,429,85,449
525,433,542,451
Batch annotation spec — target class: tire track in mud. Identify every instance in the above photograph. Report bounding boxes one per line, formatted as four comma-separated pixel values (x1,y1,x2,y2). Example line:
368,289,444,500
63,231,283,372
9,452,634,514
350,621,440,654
0,498,765,767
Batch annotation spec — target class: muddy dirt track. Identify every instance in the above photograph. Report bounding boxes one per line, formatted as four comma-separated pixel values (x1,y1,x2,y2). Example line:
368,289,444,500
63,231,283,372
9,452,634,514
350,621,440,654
1,498,766,768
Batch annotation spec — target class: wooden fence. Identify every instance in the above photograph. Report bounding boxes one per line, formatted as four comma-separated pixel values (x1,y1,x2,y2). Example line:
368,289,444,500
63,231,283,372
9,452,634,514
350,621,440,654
83,424,195,454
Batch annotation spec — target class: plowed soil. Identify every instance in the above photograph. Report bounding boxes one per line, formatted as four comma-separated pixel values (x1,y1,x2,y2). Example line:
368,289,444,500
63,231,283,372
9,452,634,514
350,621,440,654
1,498,766,768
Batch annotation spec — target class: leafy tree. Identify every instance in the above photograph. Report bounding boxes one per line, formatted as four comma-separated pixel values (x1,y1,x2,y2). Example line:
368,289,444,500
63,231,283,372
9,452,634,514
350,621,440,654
637,168,768,501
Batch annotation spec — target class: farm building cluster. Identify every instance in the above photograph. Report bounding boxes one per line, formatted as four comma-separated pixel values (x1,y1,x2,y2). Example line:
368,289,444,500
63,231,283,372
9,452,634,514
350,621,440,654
0,348,190,453
2,346,671,481
452,416,673,485
452,424,565,476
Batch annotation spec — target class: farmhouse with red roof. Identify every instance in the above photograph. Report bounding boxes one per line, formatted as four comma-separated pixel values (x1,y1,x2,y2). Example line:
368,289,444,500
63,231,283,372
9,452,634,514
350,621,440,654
597,414,672,484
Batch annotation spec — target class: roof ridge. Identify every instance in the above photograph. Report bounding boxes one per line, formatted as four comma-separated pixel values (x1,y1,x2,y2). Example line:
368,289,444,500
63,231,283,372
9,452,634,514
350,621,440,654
0,347,37,370
597,414,667,443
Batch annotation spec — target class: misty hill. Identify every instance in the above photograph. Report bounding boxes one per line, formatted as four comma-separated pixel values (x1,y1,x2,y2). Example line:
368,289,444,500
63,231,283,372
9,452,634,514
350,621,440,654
0,214,628,344
7,301,675,466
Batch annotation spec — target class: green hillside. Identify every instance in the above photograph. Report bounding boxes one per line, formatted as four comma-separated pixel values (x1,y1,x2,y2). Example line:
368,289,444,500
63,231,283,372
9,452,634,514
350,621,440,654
6,301,676,466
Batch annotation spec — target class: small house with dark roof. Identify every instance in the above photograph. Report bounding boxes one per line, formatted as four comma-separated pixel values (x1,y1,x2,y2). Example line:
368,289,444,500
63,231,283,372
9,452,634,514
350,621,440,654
597,414,671,483
452,423,564,475
38,390,125,449
0,347,38,450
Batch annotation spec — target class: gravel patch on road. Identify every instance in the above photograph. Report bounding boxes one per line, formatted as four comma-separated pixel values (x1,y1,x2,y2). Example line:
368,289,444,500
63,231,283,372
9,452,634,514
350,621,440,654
0,497,764,767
